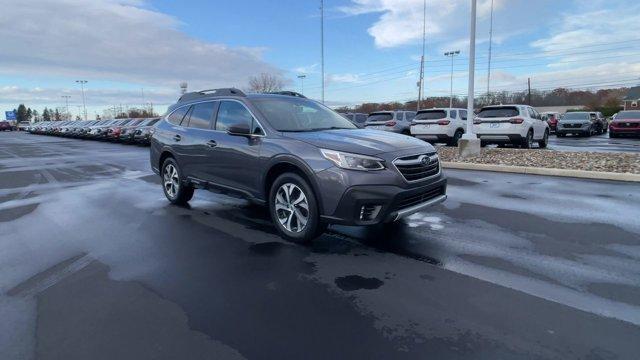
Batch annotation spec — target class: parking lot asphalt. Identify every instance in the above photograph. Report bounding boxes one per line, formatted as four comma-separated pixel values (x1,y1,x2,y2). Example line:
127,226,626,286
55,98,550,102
1,131,640,360
548,133,640,153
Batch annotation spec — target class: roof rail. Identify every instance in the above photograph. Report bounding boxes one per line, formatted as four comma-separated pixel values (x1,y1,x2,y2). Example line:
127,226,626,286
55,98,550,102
268,91,307,99
178,88,246,102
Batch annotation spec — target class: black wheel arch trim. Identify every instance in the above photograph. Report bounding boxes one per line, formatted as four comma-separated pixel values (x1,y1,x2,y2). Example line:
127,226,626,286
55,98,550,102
262,154,326,214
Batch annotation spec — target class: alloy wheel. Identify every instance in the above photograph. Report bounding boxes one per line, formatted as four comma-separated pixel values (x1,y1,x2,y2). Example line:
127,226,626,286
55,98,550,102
163,164,179,198
275,183,309,233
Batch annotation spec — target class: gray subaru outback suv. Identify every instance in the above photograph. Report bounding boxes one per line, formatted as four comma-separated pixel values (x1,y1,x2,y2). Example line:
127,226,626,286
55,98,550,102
150,88,447,242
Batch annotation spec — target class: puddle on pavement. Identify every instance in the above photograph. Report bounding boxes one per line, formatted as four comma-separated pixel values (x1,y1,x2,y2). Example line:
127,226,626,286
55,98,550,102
334,275,384,291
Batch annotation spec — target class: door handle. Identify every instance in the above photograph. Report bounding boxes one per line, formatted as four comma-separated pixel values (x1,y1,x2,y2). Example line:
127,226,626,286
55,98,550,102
173,134,181,142
206,140,217,148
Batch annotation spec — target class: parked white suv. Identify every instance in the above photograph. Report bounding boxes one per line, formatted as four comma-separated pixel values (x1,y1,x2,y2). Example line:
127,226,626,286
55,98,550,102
474,105,549,148
410,108,468,146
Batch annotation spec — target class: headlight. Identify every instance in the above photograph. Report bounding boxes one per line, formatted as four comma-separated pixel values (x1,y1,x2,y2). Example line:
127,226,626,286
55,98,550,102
320,149,385,171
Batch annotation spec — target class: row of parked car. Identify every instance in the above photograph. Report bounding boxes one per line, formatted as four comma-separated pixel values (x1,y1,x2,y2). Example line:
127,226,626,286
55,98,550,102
26,117,160,144
341,107,639,148
342,104,549,148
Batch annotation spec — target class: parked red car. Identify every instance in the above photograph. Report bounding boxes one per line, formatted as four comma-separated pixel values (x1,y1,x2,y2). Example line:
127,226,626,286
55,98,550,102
542,112,560,133
609,111,640,138
0,121,13,131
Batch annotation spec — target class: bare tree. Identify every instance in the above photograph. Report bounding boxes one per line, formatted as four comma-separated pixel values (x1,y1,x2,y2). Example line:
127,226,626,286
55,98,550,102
248,73,284,93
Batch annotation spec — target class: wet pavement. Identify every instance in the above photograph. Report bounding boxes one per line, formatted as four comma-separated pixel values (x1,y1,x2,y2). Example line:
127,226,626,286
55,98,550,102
548,132,640,153
1,132,639,360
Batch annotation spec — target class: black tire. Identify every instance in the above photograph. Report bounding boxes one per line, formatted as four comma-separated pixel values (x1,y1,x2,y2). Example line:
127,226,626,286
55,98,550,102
609,132,617,139
161,157,194,205
602,125,608,134
520,130,533,149
269,172,325,243
538,130,549,148
557,133,565,137
449,129,464,147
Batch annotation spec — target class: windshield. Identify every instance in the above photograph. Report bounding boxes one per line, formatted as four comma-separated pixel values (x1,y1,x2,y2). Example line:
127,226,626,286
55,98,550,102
616,111,640,120
146,119,160,126
252,97,356,132
367,113,393,122
415,110,447,120
477,107,519,118
563,112,590,120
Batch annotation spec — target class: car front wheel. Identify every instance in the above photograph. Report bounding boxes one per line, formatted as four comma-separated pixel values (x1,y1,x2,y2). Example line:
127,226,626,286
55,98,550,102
161,157,194,205
269,173,325,243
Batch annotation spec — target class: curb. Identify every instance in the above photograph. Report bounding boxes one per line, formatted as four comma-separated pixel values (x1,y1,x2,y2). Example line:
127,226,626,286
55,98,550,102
442,162,640,182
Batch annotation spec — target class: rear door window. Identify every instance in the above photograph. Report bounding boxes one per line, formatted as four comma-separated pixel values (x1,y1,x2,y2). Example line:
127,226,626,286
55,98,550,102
450,110,457,119
355,114,367,123
460,110,468,120
185,102,216,130
395,113,405,121
477,107,520,118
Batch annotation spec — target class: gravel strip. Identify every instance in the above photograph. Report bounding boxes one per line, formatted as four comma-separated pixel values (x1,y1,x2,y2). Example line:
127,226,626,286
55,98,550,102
436,146,640,174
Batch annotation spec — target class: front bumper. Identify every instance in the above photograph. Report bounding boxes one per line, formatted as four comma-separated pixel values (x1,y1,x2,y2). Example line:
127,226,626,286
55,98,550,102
320,175,447,226
610,125,640,136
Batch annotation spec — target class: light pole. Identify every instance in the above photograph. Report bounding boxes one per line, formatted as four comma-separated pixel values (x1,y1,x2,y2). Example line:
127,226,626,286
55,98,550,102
297,74,307,95
487,0,494,97
417,0,426,111
458,0,480,157
61,95,71,119
320,0,325,103
444,50,460,109
75,80,88,120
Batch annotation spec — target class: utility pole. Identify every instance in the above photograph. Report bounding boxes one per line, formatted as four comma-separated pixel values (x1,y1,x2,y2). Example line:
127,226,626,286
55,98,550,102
445,50,460,109
141,88,145,109
459,0,480,157
417,0,427,111
75,80,88,120
297,74,307,95
61,95,71,119
528,78,532,105
320,0,325,104
487,0,494,98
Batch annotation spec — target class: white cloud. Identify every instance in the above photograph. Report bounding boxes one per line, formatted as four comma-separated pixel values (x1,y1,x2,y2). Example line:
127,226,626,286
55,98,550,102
0,0,282,90
292,64,319,75
326,73,361,84
338,0,510,48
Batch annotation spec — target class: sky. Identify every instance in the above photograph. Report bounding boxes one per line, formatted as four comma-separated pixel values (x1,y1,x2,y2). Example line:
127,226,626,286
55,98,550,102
1,0,639,119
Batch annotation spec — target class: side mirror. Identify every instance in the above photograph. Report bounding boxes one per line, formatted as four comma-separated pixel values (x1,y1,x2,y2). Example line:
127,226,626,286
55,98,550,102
227,123,252,136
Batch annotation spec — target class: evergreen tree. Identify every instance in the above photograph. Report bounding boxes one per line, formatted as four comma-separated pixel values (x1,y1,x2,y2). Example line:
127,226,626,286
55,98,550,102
16,104,28,122
42,108,51,121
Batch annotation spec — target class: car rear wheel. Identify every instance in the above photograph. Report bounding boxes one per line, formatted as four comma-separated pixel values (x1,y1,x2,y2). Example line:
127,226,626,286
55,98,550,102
449,129,464,146
538,130,549,148
161,157,194,205
269,173,325,243
520,130,533,149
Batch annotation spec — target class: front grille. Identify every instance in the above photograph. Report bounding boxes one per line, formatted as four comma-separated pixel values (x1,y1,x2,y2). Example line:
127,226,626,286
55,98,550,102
562,123,583,128
394,153,440,182
618,122,639,128
135,130,142,135
395,186,445,211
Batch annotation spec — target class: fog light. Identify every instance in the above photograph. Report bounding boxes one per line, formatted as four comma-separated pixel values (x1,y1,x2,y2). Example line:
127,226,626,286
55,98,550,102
359,204,382,221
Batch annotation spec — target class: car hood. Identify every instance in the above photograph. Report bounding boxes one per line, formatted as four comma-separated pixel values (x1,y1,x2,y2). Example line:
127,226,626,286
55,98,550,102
612,119,640,124
282,129,432,156
559,119,590,124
